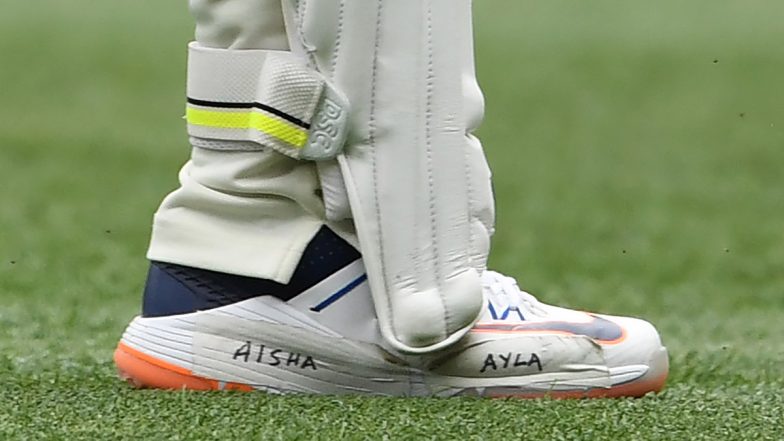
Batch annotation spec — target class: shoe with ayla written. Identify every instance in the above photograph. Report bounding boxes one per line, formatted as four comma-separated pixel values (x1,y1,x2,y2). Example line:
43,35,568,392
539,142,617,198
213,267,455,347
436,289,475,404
114,227,668,397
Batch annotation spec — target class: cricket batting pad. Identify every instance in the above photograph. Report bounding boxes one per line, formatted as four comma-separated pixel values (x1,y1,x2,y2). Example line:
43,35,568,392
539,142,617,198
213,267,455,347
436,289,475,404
281,0,495,354
184,0,495,353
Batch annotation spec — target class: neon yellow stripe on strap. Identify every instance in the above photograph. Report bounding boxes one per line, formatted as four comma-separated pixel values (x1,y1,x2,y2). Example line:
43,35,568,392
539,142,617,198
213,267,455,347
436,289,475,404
186,108,309,148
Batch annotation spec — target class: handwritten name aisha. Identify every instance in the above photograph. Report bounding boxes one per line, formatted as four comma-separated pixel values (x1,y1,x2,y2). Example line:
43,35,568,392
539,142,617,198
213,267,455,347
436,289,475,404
233,341,317,370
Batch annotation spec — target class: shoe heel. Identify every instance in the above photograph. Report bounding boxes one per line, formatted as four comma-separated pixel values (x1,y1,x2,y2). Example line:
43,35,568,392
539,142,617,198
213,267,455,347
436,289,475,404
114,341,254,391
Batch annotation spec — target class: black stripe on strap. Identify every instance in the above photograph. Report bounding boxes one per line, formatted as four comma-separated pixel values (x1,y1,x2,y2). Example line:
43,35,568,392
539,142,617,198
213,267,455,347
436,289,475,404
187,97,311,129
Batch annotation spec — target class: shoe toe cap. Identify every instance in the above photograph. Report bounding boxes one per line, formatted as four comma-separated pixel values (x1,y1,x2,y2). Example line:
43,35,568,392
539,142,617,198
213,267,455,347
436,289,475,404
598,314,666,368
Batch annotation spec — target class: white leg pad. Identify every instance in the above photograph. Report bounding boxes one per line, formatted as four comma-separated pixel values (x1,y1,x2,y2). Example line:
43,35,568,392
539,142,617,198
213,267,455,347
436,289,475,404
282,0,495,353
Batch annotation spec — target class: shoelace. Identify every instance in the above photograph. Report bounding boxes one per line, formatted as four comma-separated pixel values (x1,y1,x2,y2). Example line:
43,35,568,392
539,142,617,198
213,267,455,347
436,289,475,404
481,270,547,318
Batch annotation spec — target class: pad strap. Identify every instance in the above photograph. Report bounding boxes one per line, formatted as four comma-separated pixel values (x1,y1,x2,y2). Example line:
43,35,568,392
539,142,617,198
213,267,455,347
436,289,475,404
186,42,350,161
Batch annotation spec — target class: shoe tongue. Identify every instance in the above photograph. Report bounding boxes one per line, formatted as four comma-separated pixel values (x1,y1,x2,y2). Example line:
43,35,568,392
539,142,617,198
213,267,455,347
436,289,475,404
481,271,540,321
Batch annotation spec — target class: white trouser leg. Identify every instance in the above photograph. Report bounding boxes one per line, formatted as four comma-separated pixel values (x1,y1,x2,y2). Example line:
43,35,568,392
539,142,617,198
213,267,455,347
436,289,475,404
148,148,326,281
147,0,328,282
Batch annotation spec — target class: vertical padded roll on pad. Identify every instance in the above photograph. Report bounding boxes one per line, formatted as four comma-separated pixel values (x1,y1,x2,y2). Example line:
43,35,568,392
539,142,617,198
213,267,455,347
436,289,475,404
283,0,494,354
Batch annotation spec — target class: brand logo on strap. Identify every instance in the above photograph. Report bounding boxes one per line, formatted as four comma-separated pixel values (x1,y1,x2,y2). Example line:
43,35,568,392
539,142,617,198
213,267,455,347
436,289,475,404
301,87,350,161
307,99,345,158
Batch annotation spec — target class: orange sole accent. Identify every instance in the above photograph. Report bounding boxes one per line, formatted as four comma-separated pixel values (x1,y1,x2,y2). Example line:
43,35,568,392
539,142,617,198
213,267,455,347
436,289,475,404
114,342,666,398
114,342,253,392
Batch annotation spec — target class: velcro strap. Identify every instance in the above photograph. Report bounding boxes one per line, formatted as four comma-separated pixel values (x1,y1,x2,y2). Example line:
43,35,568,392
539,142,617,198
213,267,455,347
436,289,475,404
186,42,349,161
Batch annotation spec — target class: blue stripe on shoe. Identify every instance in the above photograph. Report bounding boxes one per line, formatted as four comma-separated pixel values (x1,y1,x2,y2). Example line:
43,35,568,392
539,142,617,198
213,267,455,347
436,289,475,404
310,274,368,312
488,301,499,320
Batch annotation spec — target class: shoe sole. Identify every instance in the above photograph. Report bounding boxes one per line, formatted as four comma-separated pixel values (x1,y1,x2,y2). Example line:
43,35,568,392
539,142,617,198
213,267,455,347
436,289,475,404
115,323,669,399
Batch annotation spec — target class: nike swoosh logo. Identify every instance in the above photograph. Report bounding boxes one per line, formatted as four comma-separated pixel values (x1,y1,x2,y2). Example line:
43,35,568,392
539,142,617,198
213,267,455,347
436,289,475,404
471,314,626,344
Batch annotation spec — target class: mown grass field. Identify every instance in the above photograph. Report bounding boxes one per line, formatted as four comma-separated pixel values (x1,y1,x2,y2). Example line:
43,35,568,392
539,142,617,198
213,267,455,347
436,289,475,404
1,1,782,439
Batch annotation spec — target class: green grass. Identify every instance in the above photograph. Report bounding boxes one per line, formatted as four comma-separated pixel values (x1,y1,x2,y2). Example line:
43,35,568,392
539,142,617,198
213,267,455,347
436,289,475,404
1,1,782,439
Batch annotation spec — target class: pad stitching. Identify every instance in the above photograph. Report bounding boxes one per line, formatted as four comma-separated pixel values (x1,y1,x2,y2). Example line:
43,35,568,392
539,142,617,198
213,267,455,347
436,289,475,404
369,0,392,330
464,151,475,268
296,0,319,68
425,1,450,336
330,0,346,78
463,1,476,268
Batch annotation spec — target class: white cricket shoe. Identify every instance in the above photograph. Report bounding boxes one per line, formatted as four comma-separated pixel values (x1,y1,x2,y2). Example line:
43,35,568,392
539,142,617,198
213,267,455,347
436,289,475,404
115,228,668,397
